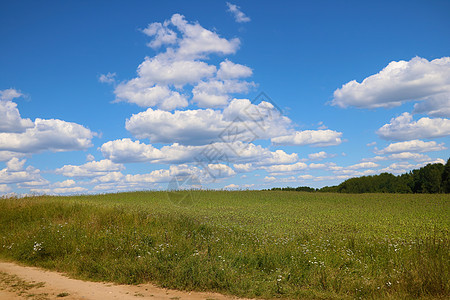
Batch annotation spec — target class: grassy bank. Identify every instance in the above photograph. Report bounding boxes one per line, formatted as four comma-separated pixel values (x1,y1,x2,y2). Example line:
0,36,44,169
0,191,448,299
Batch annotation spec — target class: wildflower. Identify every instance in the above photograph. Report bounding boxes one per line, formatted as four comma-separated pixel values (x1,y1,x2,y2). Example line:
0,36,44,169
33,242,43,252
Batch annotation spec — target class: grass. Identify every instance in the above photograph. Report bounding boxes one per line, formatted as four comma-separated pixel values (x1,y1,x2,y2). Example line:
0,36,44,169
0,191,448,299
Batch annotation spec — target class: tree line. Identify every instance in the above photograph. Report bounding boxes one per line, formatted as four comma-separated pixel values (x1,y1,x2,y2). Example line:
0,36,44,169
270,158,450,194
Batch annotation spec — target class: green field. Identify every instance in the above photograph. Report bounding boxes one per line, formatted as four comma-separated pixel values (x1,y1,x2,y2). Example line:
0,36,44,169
0,191,448,299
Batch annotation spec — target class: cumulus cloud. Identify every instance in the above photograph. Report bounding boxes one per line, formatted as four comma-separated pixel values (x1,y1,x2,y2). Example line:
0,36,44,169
226,2,251,23
387,152,431,162
91,165,203,192
377,112,450,140
362,152,432,163
233,163,254,173
0,118,95,154
413,93,450,117
6,157,26,171
0,89,33,133
262,162,307,175
142,21,177,49
347,162,379,169
55,159,124,178
101,138,297,167
112,14,252,110
217,59,252,79
0,158,44,185
132,58,216,87
271,130,343,147
30,186,88,195
115,83,188,110
378,159,445,174
308,151,336,161
192,79,255,107
332,57,450,111
125,99,291,145
170,13,240,59
375,140,446,154
0,89,96,158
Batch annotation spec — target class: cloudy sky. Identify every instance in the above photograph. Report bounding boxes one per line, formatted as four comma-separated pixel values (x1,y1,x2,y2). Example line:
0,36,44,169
1,0,449,195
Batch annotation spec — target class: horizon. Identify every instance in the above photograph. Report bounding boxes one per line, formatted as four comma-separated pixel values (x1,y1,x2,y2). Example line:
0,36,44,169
1,0,450,195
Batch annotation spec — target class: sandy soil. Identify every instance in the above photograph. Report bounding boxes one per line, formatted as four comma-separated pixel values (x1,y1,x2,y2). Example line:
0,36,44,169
0,261,246,300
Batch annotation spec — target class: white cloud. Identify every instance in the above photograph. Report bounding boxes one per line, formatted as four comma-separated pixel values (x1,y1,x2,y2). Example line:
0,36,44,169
142,21,177,49
170,13,240,59
192,79,255,107
375,140,446,154
362,152,432,163
377,112,450,140
0,90,33,133
100,139,164,163
91,171,124,184
271,130,343,147
0,89,95,159
112,14,247,111
217,59,252,79
387,152,431,162
264,176,276,182
125,99,291,145
6,157,26,171
347,162,379,169
124,164,196,184
308,151,336,161
0,118,95,154
0,88,22,101
101,138,298,167
413,92,450,117
233,163,254,173
28,179,88,195
115,83,188,110
0,151,26,162
133,57,216,87
224,183,239,189
332,57,450,110
205,163,236,178
98,72,116,84
55,159,124,178
0,184,12,193
52,179,76,188
308,163,328,169
226,2,251,23
0,159,43,185
378,160,446,175
262,162,307,175
30,186,88,195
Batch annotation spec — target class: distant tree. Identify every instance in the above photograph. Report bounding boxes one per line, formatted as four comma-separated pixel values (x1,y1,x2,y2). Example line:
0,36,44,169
273,157,449,194
441,158,450,193
411,163,445,193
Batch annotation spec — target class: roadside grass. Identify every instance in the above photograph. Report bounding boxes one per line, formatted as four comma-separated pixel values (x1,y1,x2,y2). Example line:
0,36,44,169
0,191,448,299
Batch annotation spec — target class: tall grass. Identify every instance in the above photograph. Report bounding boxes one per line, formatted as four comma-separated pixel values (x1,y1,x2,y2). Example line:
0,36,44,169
0,191,448,299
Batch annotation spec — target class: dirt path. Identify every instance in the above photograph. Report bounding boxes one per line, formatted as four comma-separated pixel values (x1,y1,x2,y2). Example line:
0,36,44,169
0,261,246,300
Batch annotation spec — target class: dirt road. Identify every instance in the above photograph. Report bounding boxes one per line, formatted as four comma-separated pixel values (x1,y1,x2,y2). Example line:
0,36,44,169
0,261,244,300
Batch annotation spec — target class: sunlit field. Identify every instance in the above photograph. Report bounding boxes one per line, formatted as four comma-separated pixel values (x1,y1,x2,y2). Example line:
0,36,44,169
0,191,448,299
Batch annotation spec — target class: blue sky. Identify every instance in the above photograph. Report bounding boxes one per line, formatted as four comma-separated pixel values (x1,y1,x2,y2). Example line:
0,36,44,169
1,0,449,194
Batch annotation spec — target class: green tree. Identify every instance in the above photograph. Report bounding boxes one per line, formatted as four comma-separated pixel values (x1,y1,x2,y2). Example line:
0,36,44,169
442,158,450,193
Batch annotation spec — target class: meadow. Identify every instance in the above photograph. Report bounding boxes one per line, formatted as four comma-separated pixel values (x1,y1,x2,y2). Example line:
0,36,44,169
0,191,448,299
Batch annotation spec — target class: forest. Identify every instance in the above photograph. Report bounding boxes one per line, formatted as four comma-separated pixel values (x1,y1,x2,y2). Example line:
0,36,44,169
271,158,450,194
